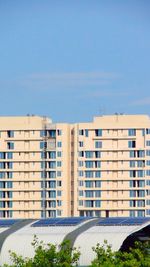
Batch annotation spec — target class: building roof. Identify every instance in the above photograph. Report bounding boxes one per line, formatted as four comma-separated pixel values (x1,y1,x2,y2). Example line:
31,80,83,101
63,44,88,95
0,217,150,266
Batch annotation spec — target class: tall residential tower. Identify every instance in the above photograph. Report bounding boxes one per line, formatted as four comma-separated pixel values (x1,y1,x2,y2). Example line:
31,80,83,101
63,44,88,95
0,114,150,218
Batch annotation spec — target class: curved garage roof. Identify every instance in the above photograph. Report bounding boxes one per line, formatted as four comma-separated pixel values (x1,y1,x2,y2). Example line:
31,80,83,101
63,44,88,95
0,217,150,266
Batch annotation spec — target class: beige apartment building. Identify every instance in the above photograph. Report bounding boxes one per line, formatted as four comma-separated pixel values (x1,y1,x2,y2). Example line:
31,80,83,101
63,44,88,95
0,114,150,218
0,116,71,219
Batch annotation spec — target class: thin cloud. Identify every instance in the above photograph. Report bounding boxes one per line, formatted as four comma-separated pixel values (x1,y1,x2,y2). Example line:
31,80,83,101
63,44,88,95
17,71,119,91
131,97,150,106
89,90,130,98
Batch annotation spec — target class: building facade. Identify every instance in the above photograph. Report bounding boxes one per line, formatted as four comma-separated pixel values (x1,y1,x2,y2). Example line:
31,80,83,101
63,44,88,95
0,114,150,218
0,116,71,218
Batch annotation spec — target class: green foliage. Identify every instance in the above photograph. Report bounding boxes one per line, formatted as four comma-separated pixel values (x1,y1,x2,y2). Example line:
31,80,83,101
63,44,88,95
90,240,150,267
2,236,150,267
3,235,80,267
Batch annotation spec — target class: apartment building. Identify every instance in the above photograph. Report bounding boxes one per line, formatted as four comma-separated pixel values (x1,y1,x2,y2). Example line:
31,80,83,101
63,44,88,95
0,114,150,218
0,116,71,219
73,114,150,218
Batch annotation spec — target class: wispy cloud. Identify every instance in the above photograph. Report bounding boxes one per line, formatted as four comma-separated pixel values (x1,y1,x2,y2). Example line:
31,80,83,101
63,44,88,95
88,90,130,98
131,97,150,106
17,71,119,91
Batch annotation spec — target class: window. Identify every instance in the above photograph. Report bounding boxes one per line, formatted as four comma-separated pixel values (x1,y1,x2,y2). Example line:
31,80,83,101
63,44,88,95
79,190,83,196
85,200,93,207
79,200,83,206
0,163,4,169
146,210,150,215
95,200,101,207
130,170,136,177
95,161,101,168
130,210,135,217
137,150,145,157
128,141,136,148
130,190,136,197
41,162,46,169
49,191,56,198
130,200,136,207
146,170,150,176
49,152,56,159
57,200,62,206
95,141,102,149
147,161,150,166
129,151,136,158
57,130,62,136
78,161,84,167
40,130,46,137
146,200,150,205
146,141,150,146
7,182,13,188
129,180,135,187
41,151,46,159
7,142,14,150
138,190,145,197
137,210,145,217
78,151,84,157
137,200,145,207
95,151,101,158
138,180,145,187
95,171,101,178
49,181,56,188
95,190,101,197
85,171,94,178
57,190,62,197
78,171,84,177
57,151,62,157
130,161,136,167
7,172,13,179
85,181,93,188
7,131,14,138
8,162,13,169
137,160,145,167
146,129,150,134
79,130,84,135
95,181,101,187
7,152,13,159
128,129,136,136
0,153,5,159
146,150,150,156
57,161,62,167
79,141,83,147
0,173,5,179
48,130,56,138
57,181,62,187
49,161,56,169
142,129,145,136
85,161,94,168
40,142,46,149
49,171,56,178
57,142,62,147
137,170,145,177
57,171,61,177
95,129,102,137
79,180,84,186
85,151,93,158
146,180,150,186
85,130,89,137
85,191,93,198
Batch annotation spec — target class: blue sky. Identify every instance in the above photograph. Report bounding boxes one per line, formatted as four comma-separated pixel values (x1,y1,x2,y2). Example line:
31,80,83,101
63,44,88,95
0,0,150,122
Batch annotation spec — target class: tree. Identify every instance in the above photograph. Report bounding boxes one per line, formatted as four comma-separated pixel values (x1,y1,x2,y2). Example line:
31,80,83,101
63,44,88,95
90,240,150,267
3,237,150,267
4,236,80,267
